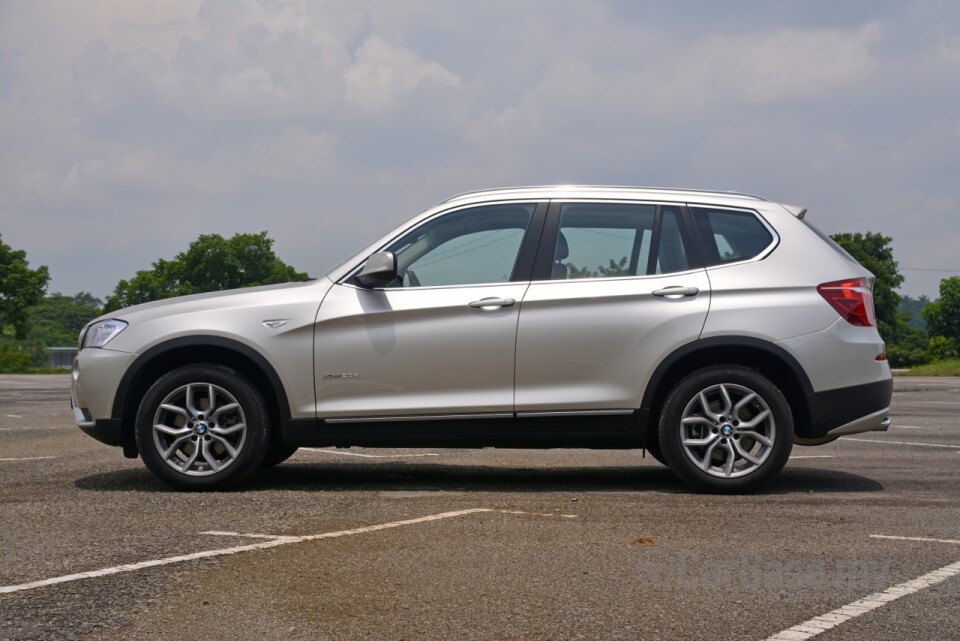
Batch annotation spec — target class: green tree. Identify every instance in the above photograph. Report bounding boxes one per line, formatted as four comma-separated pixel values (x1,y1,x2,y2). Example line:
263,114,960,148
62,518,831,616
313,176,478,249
885,321,930,368
926,335,958,362
899,295,929,331
830,232,903,341
0,233,50,340
921,276,960,345
105,232,308,312
27,292,104,347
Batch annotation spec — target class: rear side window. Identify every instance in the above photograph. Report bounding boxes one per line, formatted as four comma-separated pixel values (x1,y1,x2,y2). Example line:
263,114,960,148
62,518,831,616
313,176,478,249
551,203,691,279
692,208,774,266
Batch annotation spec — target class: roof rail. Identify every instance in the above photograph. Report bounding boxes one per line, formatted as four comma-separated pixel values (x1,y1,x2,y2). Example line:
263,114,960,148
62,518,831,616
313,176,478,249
436,185,768,206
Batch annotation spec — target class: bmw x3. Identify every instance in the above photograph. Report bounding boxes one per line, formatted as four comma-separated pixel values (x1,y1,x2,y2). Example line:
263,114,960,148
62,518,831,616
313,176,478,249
72,186,893,492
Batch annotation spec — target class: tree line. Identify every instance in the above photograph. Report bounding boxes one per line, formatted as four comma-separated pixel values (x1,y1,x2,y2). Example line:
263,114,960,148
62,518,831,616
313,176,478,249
830,232,958,366
1,229,958,372
0,232,307,371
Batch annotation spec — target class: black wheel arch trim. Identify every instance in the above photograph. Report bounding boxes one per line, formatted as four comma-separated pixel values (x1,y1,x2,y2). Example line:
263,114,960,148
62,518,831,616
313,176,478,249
111,335,298,456
640,336,814,412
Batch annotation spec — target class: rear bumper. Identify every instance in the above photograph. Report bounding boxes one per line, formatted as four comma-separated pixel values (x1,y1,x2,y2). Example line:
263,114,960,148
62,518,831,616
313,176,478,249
796,378,893,445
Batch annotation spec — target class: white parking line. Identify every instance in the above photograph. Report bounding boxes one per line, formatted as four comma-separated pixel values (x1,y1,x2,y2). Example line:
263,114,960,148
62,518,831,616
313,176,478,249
870,535,960,545
200,531,300,541
300,448,439,458
0,456,56,462
0,508,575,595
765,559,960,640
838,437,960,449
890,425,924,429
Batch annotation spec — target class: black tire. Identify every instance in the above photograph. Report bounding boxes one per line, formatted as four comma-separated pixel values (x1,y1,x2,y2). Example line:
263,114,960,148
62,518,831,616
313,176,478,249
135,364,269,490
260,444,299,468
644,437,667,466
658,366,793,493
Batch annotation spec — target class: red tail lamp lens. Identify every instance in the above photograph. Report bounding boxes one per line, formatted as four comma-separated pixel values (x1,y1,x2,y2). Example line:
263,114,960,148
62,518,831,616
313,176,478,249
817,278,876,327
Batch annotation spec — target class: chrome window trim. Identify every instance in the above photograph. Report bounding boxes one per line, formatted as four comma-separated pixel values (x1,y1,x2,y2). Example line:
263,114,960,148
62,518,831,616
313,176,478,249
338,280,532,293
526,266,705,286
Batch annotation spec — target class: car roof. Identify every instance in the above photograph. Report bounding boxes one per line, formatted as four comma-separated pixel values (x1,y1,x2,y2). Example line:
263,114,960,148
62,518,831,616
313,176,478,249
435,185,771,208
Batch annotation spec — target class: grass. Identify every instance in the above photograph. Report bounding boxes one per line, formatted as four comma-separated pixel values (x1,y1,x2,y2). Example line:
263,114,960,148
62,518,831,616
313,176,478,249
899,359,960,376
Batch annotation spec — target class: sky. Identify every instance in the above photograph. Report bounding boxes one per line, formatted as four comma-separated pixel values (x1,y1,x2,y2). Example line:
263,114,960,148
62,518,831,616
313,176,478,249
1,0,958,301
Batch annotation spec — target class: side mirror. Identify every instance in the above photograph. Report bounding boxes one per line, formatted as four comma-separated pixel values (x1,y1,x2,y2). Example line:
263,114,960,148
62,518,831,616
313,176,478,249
355,251,398,288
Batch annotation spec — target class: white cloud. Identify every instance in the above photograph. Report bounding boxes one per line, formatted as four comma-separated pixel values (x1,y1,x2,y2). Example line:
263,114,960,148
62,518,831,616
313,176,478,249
937,36,960,67
0,1,957,299
344,34,462,113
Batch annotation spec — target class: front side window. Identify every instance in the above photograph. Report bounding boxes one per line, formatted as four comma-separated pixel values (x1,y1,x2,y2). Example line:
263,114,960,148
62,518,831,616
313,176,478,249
382,203,535,288
693,208,774,266
551,203,691,279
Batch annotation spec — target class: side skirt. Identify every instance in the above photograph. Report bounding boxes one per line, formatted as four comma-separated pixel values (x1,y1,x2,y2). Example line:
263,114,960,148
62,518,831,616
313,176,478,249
280,410,651,449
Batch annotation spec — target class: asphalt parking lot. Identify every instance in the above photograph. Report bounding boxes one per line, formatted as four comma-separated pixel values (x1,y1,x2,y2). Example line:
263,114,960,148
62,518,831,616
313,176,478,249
1,374,958,641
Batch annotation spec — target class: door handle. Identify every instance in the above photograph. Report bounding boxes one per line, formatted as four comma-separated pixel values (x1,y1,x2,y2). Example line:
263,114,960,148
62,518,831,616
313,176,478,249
652,286,700,298
468,297,516,309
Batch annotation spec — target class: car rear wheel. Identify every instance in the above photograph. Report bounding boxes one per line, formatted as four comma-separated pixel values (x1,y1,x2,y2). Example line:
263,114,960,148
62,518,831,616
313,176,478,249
659,366,793,493
135,364,268,490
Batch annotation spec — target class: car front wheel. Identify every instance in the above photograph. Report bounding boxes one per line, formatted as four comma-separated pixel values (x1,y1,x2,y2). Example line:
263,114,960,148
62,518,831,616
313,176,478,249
659,366,793,493
135,364,268,490
260,444,299,468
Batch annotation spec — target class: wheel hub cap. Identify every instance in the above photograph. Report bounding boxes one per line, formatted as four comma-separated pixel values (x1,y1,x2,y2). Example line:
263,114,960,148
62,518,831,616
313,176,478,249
151,382,248,477
678,382,776,479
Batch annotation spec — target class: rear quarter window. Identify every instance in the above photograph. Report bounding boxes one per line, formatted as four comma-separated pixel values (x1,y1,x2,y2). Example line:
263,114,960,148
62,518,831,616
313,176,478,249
692,208,775,266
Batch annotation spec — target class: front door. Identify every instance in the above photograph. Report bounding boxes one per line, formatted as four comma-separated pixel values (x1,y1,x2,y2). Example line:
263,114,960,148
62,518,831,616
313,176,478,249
314,202,541,420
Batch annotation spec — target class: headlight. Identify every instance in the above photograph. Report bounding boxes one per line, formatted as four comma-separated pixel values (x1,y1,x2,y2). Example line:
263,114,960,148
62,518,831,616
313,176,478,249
82,319,128,348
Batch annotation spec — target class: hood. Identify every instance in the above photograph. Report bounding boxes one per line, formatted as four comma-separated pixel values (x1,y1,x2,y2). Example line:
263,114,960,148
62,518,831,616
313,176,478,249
93,279,327,325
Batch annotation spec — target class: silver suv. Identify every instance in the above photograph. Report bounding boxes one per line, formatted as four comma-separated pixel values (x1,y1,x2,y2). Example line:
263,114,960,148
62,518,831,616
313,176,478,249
72,186,892,492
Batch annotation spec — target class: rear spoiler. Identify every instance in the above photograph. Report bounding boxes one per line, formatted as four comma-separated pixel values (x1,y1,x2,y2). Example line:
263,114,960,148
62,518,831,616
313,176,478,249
782,204,807,219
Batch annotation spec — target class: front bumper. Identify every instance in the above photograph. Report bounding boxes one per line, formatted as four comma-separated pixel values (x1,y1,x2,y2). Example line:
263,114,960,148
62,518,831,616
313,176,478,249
71,348,138,446
795,377,893,445
77,418,123,446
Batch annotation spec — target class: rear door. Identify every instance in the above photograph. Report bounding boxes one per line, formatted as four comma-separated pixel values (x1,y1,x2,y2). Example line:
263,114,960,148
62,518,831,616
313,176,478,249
514,201,710,417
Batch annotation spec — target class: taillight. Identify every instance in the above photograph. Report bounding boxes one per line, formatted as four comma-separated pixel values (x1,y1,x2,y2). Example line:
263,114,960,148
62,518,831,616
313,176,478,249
817,278,876,327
